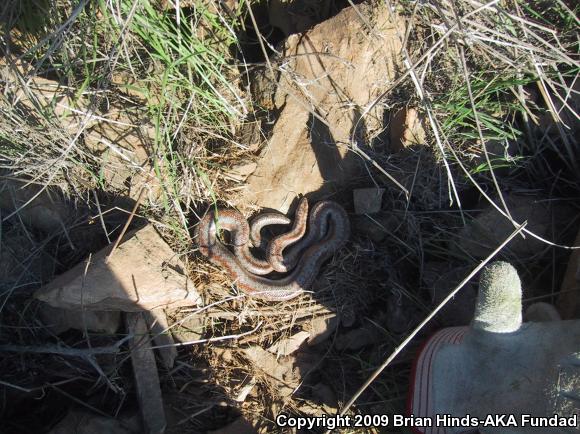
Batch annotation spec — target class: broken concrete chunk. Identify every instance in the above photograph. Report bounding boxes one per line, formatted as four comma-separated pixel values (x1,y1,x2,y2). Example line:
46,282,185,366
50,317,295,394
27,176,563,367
126,312,166,434
353,188,385,215
34,224,199,311
39,303,120,335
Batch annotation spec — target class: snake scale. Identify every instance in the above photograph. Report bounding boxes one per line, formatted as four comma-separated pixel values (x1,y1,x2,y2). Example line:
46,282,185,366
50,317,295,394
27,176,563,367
196,198,350,301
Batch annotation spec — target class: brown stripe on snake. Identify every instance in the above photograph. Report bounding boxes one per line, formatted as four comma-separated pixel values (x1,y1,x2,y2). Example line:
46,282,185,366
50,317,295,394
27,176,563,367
196,199,350,301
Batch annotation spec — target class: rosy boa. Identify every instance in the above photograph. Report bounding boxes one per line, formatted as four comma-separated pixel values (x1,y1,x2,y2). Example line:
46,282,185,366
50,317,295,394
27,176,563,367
196,198,350,301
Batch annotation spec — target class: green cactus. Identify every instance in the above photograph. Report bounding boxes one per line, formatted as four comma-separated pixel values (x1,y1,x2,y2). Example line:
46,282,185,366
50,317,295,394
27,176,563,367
473,261,522,333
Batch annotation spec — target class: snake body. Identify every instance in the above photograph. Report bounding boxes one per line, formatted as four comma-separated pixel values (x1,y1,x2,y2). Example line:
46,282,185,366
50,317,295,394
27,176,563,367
197,198,350,301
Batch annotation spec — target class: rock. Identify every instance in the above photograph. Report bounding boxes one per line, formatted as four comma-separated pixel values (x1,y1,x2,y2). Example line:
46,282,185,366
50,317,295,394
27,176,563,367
34,224,199,311
83,117,161,202
1,60,160,203
126,312,166,434
226,162,258,182
233,378,257,403
48,410,133,434
38,303,120,335
312,382,338,410
268,0,318,36
557,224,580,319
145,310,177,369
0,179,75,233
335,326,382,351
267,331,310,356
0,62,97,134
240,4,404,212
208,418,258,434
353,188,384,215
306,314,338,346
171,314,205,343
525,302,561,322
352,213,399,243
457,194,569,259
242,346,298,399
0,224,43,292
389,107,426,152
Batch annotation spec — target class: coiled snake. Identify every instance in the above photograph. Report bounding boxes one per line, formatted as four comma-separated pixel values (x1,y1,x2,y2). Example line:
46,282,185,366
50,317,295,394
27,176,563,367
196,198,350,301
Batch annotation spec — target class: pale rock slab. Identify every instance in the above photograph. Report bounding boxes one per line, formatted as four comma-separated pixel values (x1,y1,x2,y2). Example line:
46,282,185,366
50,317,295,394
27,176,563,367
34,225,199,311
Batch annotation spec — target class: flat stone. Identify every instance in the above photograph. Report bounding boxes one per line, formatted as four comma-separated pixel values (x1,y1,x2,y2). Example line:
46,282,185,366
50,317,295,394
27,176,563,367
35,225,199,311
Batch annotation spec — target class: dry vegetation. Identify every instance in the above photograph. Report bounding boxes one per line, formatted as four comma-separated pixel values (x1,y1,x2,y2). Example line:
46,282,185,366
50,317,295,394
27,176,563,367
0,0,578,432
